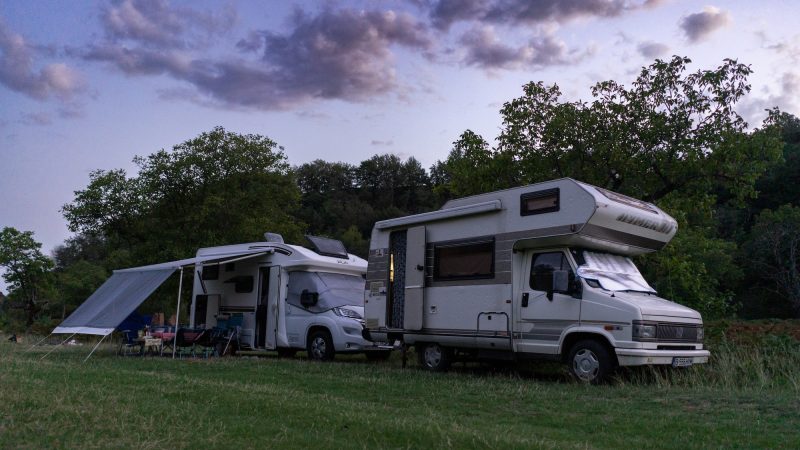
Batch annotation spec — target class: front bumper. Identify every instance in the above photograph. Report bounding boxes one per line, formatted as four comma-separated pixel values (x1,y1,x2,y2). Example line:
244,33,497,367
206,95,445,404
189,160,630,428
615,348,710,366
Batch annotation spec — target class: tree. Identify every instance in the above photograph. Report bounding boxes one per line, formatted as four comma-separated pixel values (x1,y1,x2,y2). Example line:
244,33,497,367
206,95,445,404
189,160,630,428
431,130,516,199
0,227,54,326
753,112,800,210
62,127,304,265
746,205,800,317
431,57,784,316
436,57,782,204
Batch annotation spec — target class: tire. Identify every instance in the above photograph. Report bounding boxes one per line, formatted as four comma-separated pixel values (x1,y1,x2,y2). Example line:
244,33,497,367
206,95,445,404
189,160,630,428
365,350,392,361
277,347,297,358
417,343,451,372
568,339,615,384
307,329,335,361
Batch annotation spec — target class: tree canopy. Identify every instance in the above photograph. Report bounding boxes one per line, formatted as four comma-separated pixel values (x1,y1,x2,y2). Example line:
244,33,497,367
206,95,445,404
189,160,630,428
437,57,782,205
62,126,304,266
0,227,54,326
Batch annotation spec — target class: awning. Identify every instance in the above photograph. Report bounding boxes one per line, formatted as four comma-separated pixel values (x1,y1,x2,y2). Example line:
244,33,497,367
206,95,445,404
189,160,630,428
52,249,270,336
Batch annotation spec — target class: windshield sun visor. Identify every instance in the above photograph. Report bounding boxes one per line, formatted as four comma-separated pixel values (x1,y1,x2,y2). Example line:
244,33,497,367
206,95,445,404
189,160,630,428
286,271,365,312
577,251,656,293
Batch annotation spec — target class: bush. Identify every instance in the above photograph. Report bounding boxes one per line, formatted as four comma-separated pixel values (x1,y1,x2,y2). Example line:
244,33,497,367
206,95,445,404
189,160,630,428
619,320,800,390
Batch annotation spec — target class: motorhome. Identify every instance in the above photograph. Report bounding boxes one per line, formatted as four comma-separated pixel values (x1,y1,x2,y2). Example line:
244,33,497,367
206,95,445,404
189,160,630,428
189,234,391,360
363,178,709,382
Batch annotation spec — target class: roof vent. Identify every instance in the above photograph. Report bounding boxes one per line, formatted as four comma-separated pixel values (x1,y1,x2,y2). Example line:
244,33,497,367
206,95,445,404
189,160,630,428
264,232,284,243
305,235,349,259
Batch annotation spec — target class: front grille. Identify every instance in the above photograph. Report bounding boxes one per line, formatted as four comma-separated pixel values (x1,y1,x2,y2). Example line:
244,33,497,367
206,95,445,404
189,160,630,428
657,324,700,342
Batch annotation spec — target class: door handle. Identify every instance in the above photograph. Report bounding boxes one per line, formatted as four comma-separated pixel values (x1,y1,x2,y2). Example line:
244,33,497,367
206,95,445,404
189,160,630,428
416,264,424,271
521,293,529,307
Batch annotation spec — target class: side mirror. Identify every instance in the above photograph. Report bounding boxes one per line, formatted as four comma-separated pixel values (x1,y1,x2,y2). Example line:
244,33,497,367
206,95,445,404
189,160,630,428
546,270,569,301
300,289,319,307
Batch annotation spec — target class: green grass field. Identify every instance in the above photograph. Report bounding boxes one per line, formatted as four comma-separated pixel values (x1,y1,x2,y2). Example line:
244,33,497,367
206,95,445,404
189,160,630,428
1,337,798,449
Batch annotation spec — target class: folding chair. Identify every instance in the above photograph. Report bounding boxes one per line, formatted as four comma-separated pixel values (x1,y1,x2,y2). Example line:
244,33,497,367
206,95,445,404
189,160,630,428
117,330,143,356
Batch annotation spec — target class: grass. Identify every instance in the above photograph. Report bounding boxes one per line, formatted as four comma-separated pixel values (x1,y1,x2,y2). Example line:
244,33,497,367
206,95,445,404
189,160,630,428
1,334,799,449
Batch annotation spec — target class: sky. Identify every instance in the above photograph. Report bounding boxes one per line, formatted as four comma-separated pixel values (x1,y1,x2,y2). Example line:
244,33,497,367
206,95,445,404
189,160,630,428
1,0,798,292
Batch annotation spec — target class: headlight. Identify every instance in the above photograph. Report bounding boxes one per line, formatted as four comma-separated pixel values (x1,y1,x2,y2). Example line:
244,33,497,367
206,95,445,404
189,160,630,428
696,326,704,341
333,307,362,319
632,323,657,340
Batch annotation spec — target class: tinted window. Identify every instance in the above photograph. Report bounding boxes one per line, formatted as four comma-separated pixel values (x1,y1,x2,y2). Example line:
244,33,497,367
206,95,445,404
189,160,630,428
434,239,494,281
521,188,559,216
529,252,572,291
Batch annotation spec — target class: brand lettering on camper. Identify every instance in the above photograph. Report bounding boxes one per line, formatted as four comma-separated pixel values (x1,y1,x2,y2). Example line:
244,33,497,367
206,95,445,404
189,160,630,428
616,213,675,234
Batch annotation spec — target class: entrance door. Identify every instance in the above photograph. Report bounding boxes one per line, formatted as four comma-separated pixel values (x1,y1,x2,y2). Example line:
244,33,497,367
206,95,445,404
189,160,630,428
257,266,281,349
403,226,425,330
515,250,581,355
386,230,407,329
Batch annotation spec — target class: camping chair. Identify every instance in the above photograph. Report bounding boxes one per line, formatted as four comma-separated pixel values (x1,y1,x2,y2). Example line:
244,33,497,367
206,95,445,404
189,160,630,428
175,328,204,358
118,330,142,356
196,328,223,358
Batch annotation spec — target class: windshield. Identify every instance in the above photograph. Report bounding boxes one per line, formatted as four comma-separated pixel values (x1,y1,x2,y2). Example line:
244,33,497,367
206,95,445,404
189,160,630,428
286,271,365,312
576,251,656,293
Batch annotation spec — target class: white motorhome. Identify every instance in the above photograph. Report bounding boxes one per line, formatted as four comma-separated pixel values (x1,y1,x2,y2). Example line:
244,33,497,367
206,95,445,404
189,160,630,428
363,178,709,382
189,234,391,360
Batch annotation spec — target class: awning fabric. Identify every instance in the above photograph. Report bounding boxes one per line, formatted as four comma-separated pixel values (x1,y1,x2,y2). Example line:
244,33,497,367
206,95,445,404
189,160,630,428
53,269,175,336
52,250,269,336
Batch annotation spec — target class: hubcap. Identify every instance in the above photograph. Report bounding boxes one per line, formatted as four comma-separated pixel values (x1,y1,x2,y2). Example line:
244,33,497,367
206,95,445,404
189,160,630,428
573,348,600,381
311,336,327,359
424,345,442,368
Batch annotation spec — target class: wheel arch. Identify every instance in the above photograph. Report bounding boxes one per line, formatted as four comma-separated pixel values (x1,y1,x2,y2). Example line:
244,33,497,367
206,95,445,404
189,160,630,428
305,324,332,347
560,331,617,365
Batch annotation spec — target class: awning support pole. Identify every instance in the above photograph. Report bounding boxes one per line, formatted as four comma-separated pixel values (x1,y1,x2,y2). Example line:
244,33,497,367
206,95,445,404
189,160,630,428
172,267,184,359
25,333,53,352
83,334,110,362
40,333,76,360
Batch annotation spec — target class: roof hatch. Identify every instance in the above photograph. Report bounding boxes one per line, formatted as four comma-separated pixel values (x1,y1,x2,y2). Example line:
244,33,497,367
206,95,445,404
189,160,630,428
305,235,349,259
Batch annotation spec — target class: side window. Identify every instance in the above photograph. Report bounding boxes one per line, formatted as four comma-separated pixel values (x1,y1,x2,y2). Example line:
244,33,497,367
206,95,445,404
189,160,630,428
433,238,494,281
520,188,560,216
529,252,573,291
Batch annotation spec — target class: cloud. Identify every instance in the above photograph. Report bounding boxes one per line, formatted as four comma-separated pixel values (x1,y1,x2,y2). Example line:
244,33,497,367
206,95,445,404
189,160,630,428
637,41,669,58
430,0,487,30
679,6,730,43
85,6,433,109
757,31,800,63
430,0,662,30
371,139,394,146
257,8,433,101
0,20,85,101
101,0,236,49
738,72,800,126
236,31,264,53
19,112,53,126
460,25,591,70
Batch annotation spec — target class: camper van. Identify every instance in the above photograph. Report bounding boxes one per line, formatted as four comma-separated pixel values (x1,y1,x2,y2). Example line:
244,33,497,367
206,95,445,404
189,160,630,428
189,235,391,360
363,178,709,382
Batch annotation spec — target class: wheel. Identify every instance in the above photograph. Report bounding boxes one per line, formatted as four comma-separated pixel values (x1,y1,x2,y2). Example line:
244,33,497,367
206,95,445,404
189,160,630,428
568,340,615,384
365,350,392,361
307,329,335,361
417,343,451,372
277,347,297,358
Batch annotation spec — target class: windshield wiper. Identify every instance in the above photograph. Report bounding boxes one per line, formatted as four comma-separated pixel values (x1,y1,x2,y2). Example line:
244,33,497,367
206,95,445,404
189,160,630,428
616,289,656,295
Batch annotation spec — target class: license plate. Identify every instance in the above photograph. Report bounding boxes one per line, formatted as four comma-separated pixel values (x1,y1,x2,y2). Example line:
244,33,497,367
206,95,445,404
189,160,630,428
672,357,693,367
